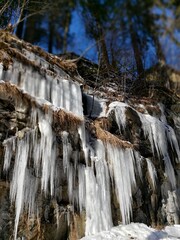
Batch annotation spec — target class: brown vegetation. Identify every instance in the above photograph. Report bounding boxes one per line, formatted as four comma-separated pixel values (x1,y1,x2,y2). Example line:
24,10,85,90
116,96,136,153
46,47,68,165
0,30,79,76
94,122,132,148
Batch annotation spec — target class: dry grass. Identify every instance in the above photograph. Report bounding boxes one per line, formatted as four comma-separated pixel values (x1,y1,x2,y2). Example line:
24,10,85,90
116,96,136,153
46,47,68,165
0,82,29,109
0,45,13,70
94,117,111,131
94,122,132,148
53,110,82,131
0,30,78,74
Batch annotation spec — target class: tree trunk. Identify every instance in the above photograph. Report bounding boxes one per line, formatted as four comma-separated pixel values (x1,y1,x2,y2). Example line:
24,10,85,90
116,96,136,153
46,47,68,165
129,22,144,77
24,16,35,43
48,20,54,53
16,9,27,39
152,34,166,65
62,12,70,53
97,23,110,69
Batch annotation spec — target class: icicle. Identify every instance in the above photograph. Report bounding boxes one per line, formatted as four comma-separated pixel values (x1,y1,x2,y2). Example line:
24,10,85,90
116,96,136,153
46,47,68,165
107,102,128,129
167,190,180,224
62,131,71,173
107,144,136,224
5,56,83,117
94,140,112,230
166,126,180,162
62,131,76,204
23,168,38,217
158,103,167,124
78,164,86,212
38,112,56,195
138,112,178,188
114,106,127,133
133,151,143,181
0,63,3,79
70,81,83,117
10,134,30,239
3,136,16,172
67,164,74,203
7,58,83,116
85,140,112,235
146,158,157,190
163,155,176,189
78,125,89,165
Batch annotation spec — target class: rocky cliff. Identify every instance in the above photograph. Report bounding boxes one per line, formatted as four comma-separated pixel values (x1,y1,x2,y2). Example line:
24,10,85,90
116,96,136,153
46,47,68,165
0,30,180,240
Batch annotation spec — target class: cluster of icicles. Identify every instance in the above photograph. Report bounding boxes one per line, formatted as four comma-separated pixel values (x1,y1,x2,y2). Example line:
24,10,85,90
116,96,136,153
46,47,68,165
1,51,180,239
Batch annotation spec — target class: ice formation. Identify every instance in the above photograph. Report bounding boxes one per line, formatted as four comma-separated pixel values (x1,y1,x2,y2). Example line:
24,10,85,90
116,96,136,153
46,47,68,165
2,59,83,117
3,110,56,239
146,158,157,190
107,144,136,224
85,140,112,235
138,112,180,189
1,40,180,239
107,101,128,132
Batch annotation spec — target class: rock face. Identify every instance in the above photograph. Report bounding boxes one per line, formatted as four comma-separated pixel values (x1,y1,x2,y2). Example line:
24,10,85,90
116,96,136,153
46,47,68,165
0,31,180,239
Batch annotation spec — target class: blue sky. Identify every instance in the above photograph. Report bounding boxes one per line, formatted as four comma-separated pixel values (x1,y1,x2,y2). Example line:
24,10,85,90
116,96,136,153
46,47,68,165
67,9,98,62
67,8,180,70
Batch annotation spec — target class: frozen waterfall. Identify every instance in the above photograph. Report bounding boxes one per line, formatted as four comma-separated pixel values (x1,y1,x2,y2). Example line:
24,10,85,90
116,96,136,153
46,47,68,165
1,40,180,239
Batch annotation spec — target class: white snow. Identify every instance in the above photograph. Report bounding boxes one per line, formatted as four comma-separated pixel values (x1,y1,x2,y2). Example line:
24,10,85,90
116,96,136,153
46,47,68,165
81,223,180,240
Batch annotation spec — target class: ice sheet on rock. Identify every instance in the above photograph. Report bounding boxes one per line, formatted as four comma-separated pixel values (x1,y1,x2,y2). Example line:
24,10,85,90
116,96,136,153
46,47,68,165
146,158,157,190
166,126,180,163
138,112,179,189
84,140,113,235
38,112,56,195
133,151,143,181
62,131,77,204
107,102,128,132
0,63,3,79
166,190,180,224
3,59,83,116
3,109,57,239
3,136,16,172
78,124,89,165
107,144,136,224
78,164,86,212
158,103,167,124
10,134,30,239
22,50,49,68
62,131,71,173
23,168,38,216
163,155,176,189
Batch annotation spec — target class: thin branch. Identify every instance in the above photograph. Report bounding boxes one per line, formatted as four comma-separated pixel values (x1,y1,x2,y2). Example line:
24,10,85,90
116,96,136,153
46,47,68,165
0,0,13,16
13,2,51,29
15,0,27,26
13,8,47,29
